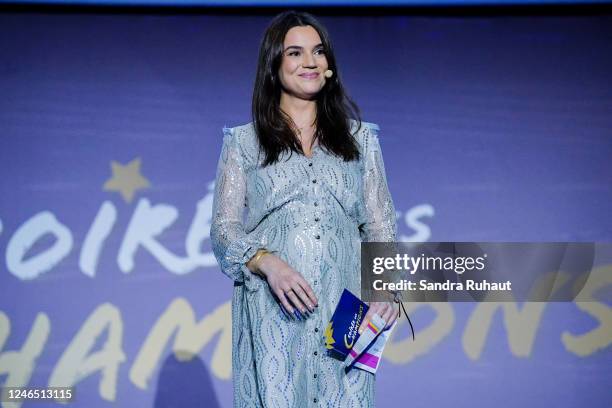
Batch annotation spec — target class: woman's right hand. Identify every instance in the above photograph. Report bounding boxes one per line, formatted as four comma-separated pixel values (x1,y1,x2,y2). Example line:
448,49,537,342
255,253,318,316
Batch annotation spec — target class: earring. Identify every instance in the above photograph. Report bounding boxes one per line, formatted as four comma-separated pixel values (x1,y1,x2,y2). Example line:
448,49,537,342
324,69,333,78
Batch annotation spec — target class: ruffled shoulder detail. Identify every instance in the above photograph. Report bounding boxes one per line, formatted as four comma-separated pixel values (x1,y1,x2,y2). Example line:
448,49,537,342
221,122,259,169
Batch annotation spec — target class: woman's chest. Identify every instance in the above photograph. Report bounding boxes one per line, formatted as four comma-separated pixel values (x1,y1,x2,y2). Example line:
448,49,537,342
245,150,363,211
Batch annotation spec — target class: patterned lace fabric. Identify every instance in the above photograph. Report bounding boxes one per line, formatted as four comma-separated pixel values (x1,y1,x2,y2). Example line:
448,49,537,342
210,120,397,407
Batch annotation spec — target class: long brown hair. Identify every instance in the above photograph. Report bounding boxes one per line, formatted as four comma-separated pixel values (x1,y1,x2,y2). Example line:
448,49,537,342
252,10,362,167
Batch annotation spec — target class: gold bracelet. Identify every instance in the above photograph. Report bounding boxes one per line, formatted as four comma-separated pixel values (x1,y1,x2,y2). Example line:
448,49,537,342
250,249,270,275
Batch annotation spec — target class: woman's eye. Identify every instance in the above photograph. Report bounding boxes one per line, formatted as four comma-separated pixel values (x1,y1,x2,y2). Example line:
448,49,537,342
315,49,326,55
288,51,300,57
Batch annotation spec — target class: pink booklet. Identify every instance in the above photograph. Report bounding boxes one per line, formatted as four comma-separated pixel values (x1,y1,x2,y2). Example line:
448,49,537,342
324,289,396,374
344,313,396,374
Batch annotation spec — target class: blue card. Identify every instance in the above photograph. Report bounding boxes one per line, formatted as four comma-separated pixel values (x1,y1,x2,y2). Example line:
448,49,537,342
324,289,369,361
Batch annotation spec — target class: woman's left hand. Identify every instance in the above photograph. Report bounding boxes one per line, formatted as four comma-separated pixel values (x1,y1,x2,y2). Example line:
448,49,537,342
358,301,397,334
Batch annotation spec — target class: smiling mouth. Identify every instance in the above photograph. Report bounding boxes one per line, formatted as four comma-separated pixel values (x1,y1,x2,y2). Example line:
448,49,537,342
299,73,319,79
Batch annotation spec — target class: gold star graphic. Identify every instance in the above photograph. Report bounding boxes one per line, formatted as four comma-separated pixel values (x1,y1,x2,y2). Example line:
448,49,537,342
324,322,336,350
103,157,150,203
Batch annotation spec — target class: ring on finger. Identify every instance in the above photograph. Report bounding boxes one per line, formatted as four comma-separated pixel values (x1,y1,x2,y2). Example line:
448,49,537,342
286,290,304,310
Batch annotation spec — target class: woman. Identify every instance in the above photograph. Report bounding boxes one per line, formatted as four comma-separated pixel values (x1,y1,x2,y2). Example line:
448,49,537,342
211,11,398,407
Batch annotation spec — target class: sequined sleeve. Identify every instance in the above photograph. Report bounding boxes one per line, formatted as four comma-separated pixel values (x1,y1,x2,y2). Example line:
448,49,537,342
359,124,398,243
210,126,265,285
359,124,402,302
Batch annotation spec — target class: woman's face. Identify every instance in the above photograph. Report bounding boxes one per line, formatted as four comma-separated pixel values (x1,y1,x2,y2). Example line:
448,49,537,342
278,25,329,101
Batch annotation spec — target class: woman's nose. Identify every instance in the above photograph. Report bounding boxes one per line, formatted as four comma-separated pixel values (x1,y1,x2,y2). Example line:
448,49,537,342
302,53,316,68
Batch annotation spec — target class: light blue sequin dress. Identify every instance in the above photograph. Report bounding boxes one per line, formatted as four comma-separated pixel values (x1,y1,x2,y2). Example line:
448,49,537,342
210,120,397,407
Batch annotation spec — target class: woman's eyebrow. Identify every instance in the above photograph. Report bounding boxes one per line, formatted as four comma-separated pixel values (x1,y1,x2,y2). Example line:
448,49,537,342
284,43,324,52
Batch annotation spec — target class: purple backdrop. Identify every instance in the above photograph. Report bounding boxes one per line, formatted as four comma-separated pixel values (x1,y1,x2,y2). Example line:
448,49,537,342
0,10,611,408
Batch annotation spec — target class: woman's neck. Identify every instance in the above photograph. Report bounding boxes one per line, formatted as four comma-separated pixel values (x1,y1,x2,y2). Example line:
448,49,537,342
279,92,317,129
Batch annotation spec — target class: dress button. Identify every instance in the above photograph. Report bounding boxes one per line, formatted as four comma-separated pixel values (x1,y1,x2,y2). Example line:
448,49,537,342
314,373,318,378
315,234,320,239
314,398,318,403
314,217,320,222
314,280,318,285
314,327,319,332
312,179,317,183
314,202,318,207
308,162,313,167
314,351,318,356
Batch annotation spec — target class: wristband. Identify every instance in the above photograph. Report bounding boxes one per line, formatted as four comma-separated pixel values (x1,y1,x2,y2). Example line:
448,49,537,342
250,249,271,276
